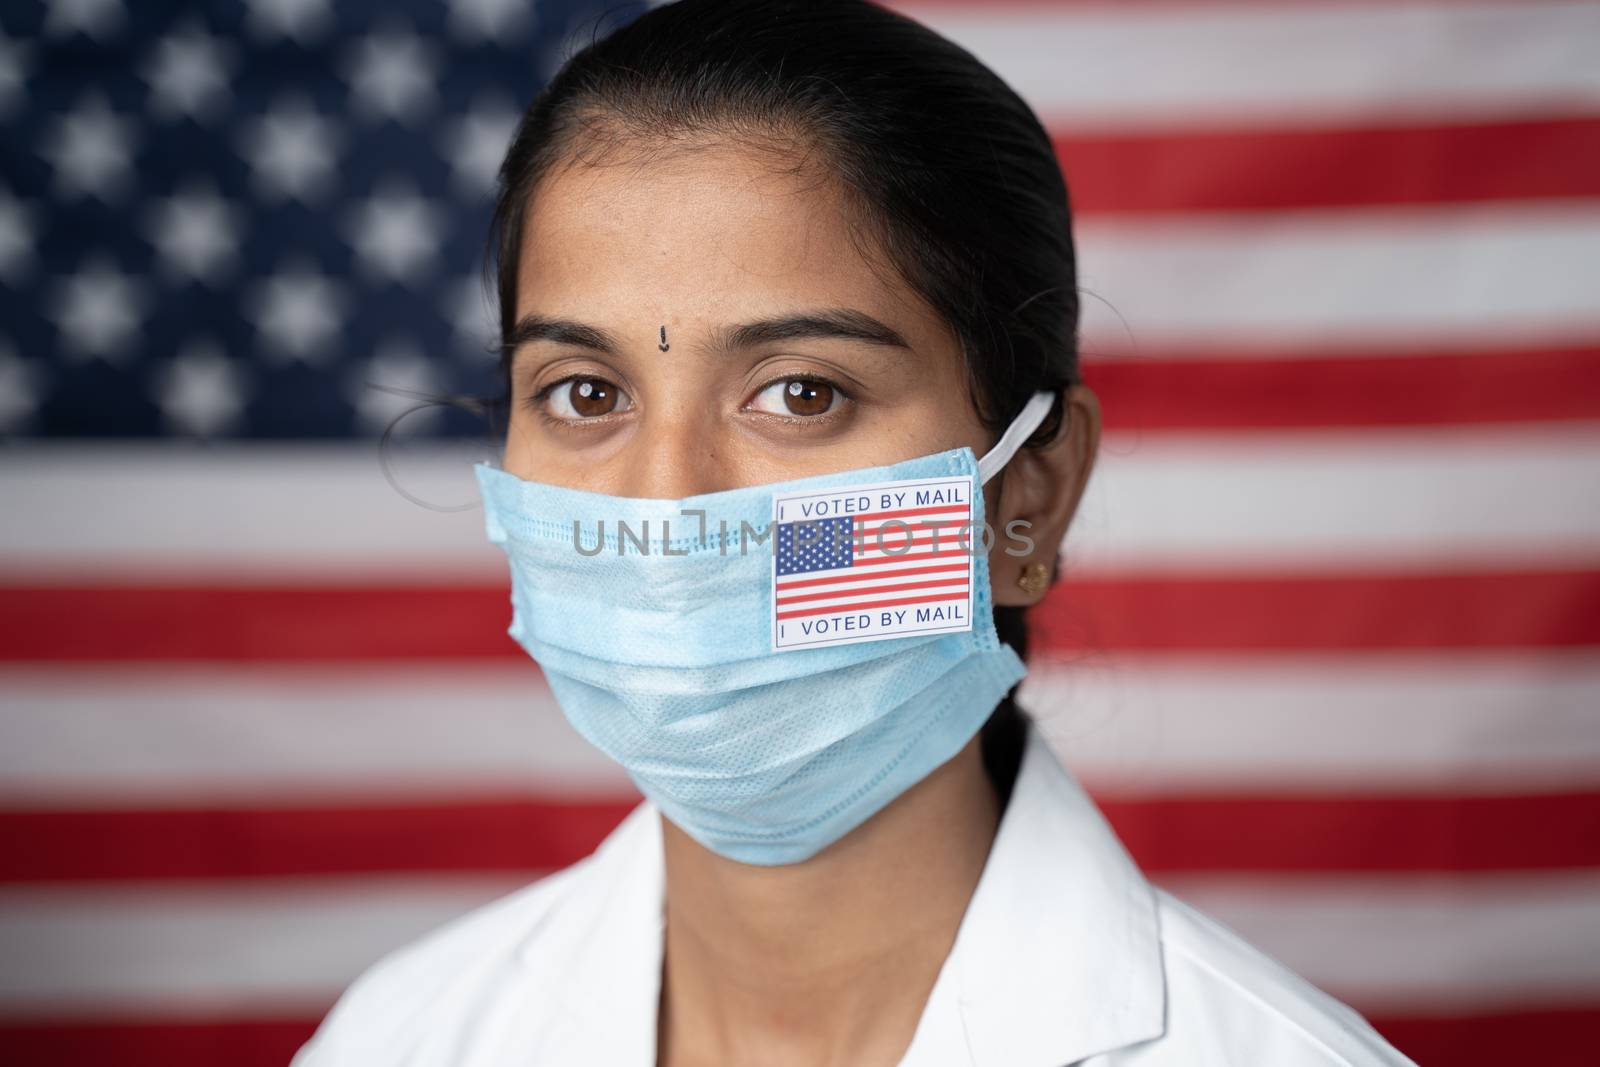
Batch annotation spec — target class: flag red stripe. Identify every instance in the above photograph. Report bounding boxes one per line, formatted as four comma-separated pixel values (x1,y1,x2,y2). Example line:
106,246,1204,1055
0,1018,319,1067
0,798,637,881
1058,116,1600,215
776,561,969,592
775,590,970,621
1102,790,1600,874
856,535,968,555
854,517,971,531
774,576,970,607
1086,343,1600,431
1368,1006,1600,1067
5,790,1597,882
837,548,973,569
1031,568,1600,652
847,503,969,523
857,518,966,534
4,1006,1592,1067
0,585,518,662
3,568,1595,660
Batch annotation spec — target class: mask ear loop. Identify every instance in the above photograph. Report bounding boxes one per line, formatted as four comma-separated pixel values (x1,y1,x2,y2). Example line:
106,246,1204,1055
977,390,1057,485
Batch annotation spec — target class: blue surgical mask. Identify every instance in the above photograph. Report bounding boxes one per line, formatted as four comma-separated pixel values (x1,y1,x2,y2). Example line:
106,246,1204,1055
474,391,1055,865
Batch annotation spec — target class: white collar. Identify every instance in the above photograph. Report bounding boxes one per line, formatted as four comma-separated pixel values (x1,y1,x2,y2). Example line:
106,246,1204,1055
516,719,1166,1065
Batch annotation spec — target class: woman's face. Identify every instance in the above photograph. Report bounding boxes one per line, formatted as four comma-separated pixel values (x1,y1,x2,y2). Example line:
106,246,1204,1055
501,140,992,498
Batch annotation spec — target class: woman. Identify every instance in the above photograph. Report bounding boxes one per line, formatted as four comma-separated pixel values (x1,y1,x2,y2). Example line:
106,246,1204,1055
295,1,1416,1063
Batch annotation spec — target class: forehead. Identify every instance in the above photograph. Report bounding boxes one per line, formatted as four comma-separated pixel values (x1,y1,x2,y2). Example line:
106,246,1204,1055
513,139,924,324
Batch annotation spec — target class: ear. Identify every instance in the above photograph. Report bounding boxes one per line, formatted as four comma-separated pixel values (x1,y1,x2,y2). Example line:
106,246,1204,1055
985,384,1101,607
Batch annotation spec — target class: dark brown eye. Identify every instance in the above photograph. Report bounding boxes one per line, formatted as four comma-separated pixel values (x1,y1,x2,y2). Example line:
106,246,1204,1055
783,380,833,415
547,377,629,420
750,378,841,418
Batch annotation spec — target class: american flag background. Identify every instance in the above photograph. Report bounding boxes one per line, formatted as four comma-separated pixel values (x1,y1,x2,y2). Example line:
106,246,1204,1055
2,0,1598,1064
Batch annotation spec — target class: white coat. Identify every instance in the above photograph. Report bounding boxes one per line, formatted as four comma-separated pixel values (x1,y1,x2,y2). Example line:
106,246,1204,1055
292,720,1418,1066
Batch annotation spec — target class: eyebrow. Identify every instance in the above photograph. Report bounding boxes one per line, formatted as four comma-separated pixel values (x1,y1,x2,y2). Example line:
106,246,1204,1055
504,307,913,361
715,309,912,353
504,316,621,356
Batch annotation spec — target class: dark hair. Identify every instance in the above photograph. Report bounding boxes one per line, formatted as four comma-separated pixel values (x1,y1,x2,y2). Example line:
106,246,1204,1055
484,0,1079,805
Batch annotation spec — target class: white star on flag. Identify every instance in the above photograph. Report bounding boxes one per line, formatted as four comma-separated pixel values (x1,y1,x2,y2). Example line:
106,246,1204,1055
155,340,247,437
444,273,498,358
245,0,332,45
246,261,346,363
0,192,36,283
239,94,342,204
0,32,30,116
41,92,137,202
48,255,146,360
442,95,519,194
0,342,39,432
447,0,533,41
345,24,437,124
43,0,125,41
348,339,445,433
143,23,233,122
344,181,442,284
144,183,243,283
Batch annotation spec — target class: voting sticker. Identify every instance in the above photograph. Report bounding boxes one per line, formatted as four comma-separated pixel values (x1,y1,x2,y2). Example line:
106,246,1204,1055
771,473,977,652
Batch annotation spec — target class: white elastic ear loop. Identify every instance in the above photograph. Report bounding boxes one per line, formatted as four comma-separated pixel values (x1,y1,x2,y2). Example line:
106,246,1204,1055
977,390,1056,484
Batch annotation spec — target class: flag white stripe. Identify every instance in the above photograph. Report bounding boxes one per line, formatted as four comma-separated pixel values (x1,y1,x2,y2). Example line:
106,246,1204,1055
854,512,969,533
0,664,630,806
780,513,974,561
0,443,505,579
1077,203,1600,348
898,0,1600,130
855,540,967,560
775,585,969,615
1158,870,1600,1012
6,427,1596,573
1029,654,1600,796
777,556,972,586
774,579,960,604
785,534,964,563
776,564,971,598
4,656,1596,804
853,523,972,543
1074,423,1600,570
4,870,1595,1014
0,876,533,1016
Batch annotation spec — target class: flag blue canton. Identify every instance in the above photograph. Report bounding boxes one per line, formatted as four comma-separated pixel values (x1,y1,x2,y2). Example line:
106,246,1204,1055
0,0,649,440
776,517,854,577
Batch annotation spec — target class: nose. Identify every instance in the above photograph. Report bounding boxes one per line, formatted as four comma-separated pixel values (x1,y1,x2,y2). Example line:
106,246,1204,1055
610,405,739,500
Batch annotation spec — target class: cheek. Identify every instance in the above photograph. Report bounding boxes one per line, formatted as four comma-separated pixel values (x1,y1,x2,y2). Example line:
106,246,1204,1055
500,407,542,480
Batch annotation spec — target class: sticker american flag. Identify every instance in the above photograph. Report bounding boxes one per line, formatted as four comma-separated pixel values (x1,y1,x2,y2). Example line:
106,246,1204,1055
771,474,976,651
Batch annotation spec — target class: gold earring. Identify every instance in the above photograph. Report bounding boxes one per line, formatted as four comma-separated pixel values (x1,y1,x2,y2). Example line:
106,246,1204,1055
1016,561,1050,597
